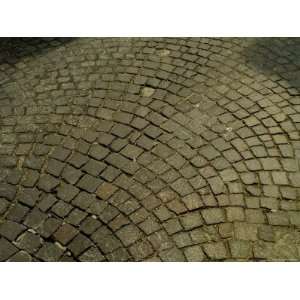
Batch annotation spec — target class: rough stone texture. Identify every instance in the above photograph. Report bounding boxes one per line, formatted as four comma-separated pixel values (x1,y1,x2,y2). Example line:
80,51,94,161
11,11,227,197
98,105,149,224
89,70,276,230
0,37,300,261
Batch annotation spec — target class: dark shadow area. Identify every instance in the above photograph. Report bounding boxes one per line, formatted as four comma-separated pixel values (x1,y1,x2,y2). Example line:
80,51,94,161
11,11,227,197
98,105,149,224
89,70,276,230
243,37,300,92
0,37,75,65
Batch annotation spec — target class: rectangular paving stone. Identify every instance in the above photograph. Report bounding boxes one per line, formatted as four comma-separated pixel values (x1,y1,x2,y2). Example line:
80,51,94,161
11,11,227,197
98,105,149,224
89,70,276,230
201,208,226,225
80,216,101,235
245,209,266,224
8,250,32,262
17,188,40,207
98,204,119,223
89,144,109,161
234,222,258,241
111,124,132,138
96,182,118,200
173,232,193,248
53,223,78,245
138,217,161,235
51,200,73,218
15,231,42,253
229,240,252,259
79,247,105,262
49,146,71,161
226,207,245,222
170,178,193,197
61,165,83,184
120,144,144,160
260,197,279,210
148,230,173,251
92,229,122,254
76,174,103,193
183,193,204,210
0,238,18,261
23,208,47,229
66,208,88,226
56,183,80,202
5,203,29,223
82,159,107,176
203,242,227,260
22,170,39,187
218,223,234,239
0,183,17,201
258,225,275,242
207,176,226,194
136,135,155,150
260,158,281,170
68,152,89,168
105,153,139,175
46,158,65,177
129,240,154,261
184,245,205,261
159,247,186,262
253,241,273,259
267,211,289,226
68,233,93,257
288,211,300,226
180,211,203,230
37,217,62,239
220,169,239,182
0,221,26,241
72,191,95,210
36,242,64,261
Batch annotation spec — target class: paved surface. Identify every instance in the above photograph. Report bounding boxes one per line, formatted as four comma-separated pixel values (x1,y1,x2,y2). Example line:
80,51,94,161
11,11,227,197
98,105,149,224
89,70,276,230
0,38,300,261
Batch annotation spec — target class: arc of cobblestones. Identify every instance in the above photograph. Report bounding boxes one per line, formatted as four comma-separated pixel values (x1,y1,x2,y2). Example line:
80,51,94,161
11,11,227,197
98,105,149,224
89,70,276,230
0,38,300,261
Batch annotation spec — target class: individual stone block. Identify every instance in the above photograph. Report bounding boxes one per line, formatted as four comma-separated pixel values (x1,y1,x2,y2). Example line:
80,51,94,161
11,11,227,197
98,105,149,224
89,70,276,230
0,184,16,201
220,169,239,182
0,238,18,261
15,231,42,253
116,224,141,247
77,174,102,193
180,212,203,230
89,144,109,161
62,165,83,184
183,193,204,210
96,182,118,200
79,247,105,262
68,233,93,256
37,174,60,192
229,240,252,259
0,221,26,241
159,247,186,262
226,207,245,222
201,208,226,225
234,222,258,241
54,223,78,245
184,245,205,261
36,242,64,261
288,211,300,226
267,211,289,226
203,242,227,260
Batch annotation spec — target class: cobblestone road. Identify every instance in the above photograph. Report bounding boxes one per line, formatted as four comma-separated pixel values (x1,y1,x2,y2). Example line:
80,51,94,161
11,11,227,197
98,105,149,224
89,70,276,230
0,38,300,261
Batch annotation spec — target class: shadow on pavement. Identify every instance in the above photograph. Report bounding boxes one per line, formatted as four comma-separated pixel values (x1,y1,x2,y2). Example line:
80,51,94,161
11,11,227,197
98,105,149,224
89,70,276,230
0,37,75,65
243,37,300,92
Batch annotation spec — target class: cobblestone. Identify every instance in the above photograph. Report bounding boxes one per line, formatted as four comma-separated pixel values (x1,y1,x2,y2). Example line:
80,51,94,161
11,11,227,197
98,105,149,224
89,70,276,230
1,37,300,261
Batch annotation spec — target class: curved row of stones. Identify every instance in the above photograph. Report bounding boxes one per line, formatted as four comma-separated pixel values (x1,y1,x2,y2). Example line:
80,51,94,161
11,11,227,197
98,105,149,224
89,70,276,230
0,38,300,261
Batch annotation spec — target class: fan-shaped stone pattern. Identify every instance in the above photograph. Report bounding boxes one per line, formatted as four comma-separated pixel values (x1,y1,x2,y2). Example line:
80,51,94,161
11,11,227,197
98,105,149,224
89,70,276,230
0,38,300,262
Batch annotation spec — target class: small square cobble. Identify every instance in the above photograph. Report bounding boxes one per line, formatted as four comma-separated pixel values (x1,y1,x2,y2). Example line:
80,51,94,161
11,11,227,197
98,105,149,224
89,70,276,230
201,208,226,225
77,174,103,193
54,223,78,245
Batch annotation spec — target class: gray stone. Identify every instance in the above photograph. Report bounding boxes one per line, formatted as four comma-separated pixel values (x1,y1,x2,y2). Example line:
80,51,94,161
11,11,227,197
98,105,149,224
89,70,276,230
202,208,226,225
229,240,252,258
203,242,227,260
